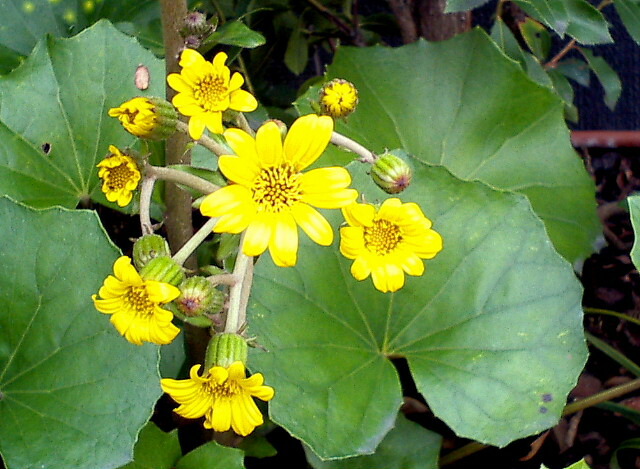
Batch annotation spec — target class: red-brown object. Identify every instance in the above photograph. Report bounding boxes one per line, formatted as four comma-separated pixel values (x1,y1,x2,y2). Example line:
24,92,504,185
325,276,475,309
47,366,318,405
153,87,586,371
572,131,640,148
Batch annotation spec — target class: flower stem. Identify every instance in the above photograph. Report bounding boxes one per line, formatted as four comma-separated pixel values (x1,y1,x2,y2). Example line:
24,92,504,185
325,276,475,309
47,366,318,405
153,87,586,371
224,238,254,334
173,217,219,266
176,121,230,155
145,164,220,194
235,112,255,136
139,176,157,235
330,131,378,163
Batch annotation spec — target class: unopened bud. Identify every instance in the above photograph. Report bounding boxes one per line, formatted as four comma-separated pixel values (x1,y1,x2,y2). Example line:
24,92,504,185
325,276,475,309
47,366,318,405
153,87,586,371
133,234,171,270
205,333,248,369
108,97,178,141
176,276,225,317
371,151,413,194
180,11,215,39
319,79,358,119
139,256,185,286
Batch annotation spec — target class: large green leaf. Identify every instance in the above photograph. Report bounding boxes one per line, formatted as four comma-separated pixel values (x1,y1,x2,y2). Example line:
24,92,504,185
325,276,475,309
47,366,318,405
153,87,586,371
175,441,245,469
249,160,587,459
615,0,640,45
628,194,640,269
298,29,599,262
0,197,161,469
0,0,163,74
118,423,182,469
0,20,165,209
305,413,441,468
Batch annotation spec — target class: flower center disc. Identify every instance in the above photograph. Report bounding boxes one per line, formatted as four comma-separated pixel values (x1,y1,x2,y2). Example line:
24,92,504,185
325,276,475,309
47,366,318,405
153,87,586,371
206,377,240,398
252,165,301,213
364,219,403,255
126,285,155,317
195,75,228,110
108,163,136,191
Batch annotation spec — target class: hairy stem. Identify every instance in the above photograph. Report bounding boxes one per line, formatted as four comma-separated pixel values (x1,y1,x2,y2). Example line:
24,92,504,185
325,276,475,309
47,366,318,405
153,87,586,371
173,217,219,266
330,131,378,163
145,164,220,195
224,240,254,334
176,121,230,155
139,176,157,235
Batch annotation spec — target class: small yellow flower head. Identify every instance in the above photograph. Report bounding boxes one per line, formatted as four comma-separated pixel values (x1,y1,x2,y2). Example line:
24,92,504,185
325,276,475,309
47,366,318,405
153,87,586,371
108,97,178,140
92,256,181,345
319,79,359,119
96,146,141,207
340,198,443,293
161,362,275,436
167,50,258,140
199,114,359,267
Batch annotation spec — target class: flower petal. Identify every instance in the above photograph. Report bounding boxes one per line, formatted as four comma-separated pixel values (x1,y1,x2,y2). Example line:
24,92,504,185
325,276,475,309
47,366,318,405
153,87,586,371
203,111,224,134
342,203,375,228
350,256,372,281
283,114,333,171
188,115,207,140
243,213,273,256
371,263,405,293
291,203,333,246
268,213,298,267
229,89,258,112
210,398,232,432
218,155,260,186
255,121,284,167
224,128,259,162
200,184,255,218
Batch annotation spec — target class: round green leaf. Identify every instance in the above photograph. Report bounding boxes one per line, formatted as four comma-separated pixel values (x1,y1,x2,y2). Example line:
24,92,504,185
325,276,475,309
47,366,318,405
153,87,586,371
176,441,245,469
0,197,161,469
298,29,599,262
0,20,165,208
248,160,587,458
118,423,181,469
305,413,441,469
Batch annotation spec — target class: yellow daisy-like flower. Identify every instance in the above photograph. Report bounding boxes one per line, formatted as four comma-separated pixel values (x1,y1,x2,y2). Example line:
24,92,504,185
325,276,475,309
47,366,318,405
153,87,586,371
199,114,359,267
319,78,359,119
340,198,443,293
108,97,177,140
92,256,181,345
161,361,275,436
97,146,141,207
108,97,156,138
167,50,258,140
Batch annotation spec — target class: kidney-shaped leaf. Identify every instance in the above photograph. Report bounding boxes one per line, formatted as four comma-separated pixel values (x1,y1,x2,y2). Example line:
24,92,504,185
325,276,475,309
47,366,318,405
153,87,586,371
248,160,587,459
0,20,165,208
0,197,161,469
299,29,599,262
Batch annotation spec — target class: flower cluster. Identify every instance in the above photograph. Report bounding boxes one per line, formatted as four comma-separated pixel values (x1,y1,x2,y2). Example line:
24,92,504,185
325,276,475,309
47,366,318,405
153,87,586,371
96,146,141,207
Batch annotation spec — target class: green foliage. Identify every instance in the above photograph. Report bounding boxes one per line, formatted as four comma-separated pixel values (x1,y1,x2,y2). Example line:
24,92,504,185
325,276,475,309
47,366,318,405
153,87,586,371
305,414,441,468
0,197,161,469
627,194,640,269
0,20,165,209
250,160,587,458
298,30,599,262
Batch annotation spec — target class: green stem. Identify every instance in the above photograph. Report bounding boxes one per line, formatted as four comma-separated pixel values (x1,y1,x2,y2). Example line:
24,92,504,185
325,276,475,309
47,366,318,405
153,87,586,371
330,131,377,163
584,307,640,327
172,217,219,266
224,238,253,334
139,175,157,235
176,121,230,155
145,164,219,194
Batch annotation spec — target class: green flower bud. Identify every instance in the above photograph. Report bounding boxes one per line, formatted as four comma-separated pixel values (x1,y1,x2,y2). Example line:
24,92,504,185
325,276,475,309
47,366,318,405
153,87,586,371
133,234,171,270
139,256,185,286
371,151,413,194
205,333,248,369
181,11,215,39
176,276,225,317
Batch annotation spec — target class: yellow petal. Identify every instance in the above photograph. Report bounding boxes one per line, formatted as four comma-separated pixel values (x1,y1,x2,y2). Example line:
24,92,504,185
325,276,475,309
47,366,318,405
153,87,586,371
302,188,358,209
229,72,245,91
342,203,375,228
350,256,372,281
180,48,206,68
188,115,206,140
339,226,366,259
200,185,254,218
242,213,273,256
167,74,194,94
212,51,228,68
299,167,352,193
283,114,333,171
229,89,258,112
255,121,284,167
218,155,260,186
371,263,404,293
204,111,224,134
398,251,425,276
210,398,232,432
145,281,181,303
291,203,333,246
113,256,141,285
214,212,255,234
224,128,259,162
268,213,298,267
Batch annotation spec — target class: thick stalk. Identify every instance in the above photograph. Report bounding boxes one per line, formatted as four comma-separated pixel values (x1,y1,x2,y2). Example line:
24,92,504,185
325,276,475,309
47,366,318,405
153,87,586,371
331,131,377,163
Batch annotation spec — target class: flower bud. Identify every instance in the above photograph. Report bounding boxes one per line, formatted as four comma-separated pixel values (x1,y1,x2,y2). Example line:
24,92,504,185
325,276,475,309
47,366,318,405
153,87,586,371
371,151,413,194
108,97,178,141
319,79,358,119
176,276,225,317
205,333,248,370
139,256,185,286
133,234,171,270
180,11,215,39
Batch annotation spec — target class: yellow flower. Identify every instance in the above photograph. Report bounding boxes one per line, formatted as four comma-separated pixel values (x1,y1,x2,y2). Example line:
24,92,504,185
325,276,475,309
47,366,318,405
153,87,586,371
340,198,443,293
199,114,359,267
167,50,258,140
319,79,359,119
161,361,275,436
97,146,141,207
92,256,181,345
108,97,177,140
